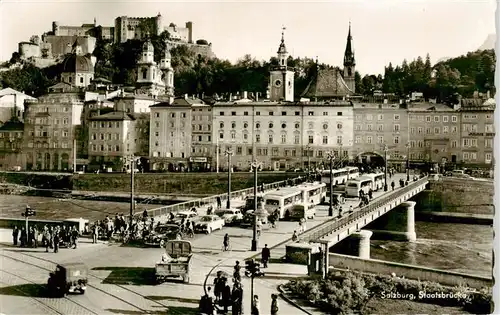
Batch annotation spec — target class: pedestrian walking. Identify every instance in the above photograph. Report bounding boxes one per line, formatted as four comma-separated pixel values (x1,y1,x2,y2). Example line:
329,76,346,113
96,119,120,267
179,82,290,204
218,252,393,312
222,282,231,314
368,188,373,199
43,227,51,252
12,226,19,246
216,196,222,209
252,295,260,315
33,227,39,248
231,282,243,315
292,230,298,242
199,286,215,315
256,219,262,237
261,244,270,268
20,227,27,247
71,226,79,249
53,229,60,253
233,261,241,283
92,223,99,244
298,220,303,234
271,294,279,315
391,181,395,190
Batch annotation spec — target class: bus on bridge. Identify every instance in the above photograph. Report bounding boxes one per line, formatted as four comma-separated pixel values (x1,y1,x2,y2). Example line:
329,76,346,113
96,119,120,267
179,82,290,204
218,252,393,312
364,172,385,191
346,166,360,180
320,168,349,186
263,188,303,219
346,176,374,197
296,182,327,205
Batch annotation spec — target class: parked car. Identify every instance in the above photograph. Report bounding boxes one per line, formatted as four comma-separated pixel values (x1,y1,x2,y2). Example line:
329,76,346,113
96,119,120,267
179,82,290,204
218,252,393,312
144,224,180,247
173,211,198,224
194,215,225,234
215,208,244,225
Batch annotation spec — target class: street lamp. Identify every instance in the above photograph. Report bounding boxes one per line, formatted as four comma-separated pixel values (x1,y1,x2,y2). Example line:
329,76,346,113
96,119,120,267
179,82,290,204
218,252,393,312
306,145,311,172
326,151,335,217
383,144,389,191
124,155,140,227
405,142,410,182
250,160,262,251
225,149,234,209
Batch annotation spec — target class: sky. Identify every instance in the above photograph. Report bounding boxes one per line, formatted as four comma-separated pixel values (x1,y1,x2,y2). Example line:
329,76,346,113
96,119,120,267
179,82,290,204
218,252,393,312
0,0,497,75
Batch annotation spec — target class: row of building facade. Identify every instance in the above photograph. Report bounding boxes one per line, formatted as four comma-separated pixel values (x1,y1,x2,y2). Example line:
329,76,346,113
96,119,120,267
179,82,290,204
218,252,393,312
0,26,495,173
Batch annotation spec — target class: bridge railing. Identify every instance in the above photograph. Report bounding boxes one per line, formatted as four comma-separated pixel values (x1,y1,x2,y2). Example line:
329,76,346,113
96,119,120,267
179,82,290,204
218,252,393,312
134,176,304,219
303,176,429,243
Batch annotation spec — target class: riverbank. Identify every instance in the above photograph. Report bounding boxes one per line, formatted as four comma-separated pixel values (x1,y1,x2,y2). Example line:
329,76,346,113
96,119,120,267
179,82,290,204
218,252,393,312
415,211,493,225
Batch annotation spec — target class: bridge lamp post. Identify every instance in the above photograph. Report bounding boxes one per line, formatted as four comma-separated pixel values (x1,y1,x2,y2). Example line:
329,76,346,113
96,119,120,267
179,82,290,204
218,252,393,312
326,151,335,217
306,145,311,173
250,160,262,251
383,144,389,191
225,149,234,209
405,142,410,182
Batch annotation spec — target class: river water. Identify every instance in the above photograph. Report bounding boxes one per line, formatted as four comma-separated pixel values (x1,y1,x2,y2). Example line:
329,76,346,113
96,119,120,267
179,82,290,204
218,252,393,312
0,195,493,277
370,221,493,278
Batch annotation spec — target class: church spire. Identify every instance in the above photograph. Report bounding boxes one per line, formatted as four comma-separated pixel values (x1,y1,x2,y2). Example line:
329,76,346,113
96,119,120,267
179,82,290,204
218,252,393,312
277,26,288,67
344,22,355,67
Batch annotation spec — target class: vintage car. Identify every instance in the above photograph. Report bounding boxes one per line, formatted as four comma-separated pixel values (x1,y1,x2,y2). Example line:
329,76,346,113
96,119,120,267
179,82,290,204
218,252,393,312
214,208,244,225
47,262,88,297
194,215,225,234
172,211,198,224
144,224,180,247
240,210,255,228
155,240,193,284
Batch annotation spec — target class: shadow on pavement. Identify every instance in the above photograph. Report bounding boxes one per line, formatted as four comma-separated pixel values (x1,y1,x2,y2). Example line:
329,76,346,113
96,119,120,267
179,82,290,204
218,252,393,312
3,248,50,253
0,283,46,297
106,306,198,314
92,266,155,285
146,295,200,304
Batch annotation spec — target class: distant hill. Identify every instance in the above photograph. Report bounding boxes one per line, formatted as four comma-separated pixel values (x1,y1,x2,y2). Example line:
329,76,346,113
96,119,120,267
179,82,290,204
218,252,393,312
478,34,496,51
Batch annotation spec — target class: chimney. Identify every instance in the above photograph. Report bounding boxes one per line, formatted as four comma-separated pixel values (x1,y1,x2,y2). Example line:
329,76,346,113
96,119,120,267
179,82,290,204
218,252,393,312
256,92,259,102
243,91,248,99
229,93,232,101
184,94,188,99
487,90,491,99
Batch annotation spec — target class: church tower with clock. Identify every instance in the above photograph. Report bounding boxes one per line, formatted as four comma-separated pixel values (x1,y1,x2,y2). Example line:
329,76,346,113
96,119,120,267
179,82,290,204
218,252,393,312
269,28,294,102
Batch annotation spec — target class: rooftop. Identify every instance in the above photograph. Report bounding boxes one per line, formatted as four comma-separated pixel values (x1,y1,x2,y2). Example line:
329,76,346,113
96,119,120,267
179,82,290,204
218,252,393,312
0,119,24,131
301,67,353,99
89,111,135,121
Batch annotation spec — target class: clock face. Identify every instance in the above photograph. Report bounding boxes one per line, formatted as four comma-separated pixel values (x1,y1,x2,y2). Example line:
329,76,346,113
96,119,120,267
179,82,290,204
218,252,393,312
274,79,282,87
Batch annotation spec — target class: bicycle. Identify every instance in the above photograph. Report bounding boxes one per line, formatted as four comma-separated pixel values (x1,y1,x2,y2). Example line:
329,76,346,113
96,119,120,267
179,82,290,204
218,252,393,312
221,243,232,252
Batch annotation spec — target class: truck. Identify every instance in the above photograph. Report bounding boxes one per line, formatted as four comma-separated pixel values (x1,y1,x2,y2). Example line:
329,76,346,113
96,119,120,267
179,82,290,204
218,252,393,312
155,240,193,284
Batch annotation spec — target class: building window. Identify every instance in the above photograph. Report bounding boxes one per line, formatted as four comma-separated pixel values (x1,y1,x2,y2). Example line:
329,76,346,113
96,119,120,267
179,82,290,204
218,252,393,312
317,150,323,157
308,135,313,144
231,111,236,116
256,123,260,129
366,114,372,121
394,114,400,120
323,112,328,116
485,153,492,164
220,122,224,128
337,136,342,144
182,112,186,118
377,136,384,144
433,116,439,122
394,124,400,132
322,136,328,144
269,123,274,128
219,133,223,139
269,135,273,143
198,135,202,141
231,122,236,129
256,134,260,143
485,138,493,148
379,125,384,131
426,116,431,122
282,111,287,116
355,136,361,144
378,114,384,120
281,134,286,143
367,124,372,131
451,116,457,122
308,111,314,116
434,127,440,134
294,135,300,144
463,152,469,160
243,122,248,128
295,123,300,129
485,124,494,132
282,123,286,129
394,136,400,144
355,124,361,131
337,112,342,116
243,133,248,140
426,128,431,134
244,111,249,116
443,126,449,133
219,112,224,116
451,126,457,133
256,111,260,116
443,116,448,122
295,111,300,116
236,146,242,154
171,113,175,118
367,136,372,144
323,124,328,130
272,148,278,156
269,111,274,116
337,123,342,130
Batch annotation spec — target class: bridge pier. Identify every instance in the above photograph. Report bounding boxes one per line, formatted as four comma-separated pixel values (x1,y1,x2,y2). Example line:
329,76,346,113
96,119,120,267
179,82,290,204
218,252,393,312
370,201,417,242
350,230,373,259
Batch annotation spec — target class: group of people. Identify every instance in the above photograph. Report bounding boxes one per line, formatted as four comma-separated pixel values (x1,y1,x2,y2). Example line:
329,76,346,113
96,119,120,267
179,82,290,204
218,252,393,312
200,258,278,315
12,225,79,253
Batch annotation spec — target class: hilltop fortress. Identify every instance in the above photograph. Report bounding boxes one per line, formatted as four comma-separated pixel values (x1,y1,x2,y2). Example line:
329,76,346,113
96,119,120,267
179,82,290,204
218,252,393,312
17,14,215,68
